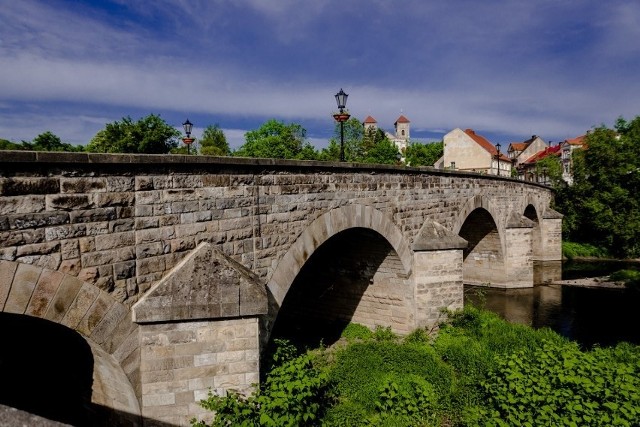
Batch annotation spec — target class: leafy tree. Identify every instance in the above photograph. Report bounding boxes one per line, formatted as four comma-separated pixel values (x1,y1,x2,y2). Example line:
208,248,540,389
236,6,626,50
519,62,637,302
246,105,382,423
556,116,640,258
405,141,443,166
86,114,180,154
0,138,23,150
535,154,563,187
364,137,400,165
29,131,83,152
319,117,366,162
234,119,317,160
200,124,230,156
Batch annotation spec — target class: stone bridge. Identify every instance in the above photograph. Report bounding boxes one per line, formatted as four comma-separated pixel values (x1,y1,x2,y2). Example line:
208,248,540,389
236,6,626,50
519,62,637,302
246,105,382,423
0,152,561,426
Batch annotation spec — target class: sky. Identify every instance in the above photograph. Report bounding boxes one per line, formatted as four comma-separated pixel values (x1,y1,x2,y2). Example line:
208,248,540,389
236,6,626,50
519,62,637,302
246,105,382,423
1,0,639,150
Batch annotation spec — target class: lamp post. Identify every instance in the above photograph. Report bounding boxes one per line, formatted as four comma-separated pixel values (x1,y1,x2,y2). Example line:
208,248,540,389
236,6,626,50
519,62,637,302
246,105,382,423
333,88,350,162
495,143,502,176
182,119,194,155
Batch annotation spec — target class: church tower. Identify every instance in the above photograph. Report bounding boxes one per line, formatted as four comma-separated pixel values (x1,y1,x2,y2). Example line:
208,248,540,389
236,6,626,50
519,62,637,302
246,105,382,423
394,115,410,151
363,116,378,133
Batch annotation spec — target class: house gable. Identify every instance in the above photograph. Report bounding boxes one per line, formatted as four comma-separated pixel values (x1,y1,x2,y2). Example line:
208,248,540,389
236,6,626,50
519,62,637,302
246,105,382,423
443,128,493,171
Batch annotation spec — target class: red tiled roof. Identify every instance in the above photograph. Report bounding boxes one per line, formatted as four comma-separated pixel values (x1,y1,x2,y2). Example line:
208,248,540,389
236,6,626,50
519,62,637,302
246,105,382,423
565,135,586,146
509,143,528,151
395,115,410,124
523,144,561,164
363,116,377,124
464,129,510,161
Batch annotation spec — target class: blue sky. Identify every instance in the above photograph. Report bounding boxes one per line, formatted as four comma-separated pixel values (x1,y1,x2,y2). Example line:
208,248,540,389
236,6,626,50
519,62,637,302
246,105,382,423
1,0,639,150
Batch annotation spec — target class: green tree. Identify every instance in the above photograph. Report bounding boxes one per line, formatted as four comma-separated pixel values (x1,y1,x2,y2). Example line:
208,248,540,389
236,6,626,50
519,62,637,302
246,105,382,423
0,138,23,150
87,114,180,154
30,131,83,152
556,116,640,258
234,119,317,160
363,137,400,164
320,117,365,162
535,154,563,187
200,124,230,156
405,141,443,166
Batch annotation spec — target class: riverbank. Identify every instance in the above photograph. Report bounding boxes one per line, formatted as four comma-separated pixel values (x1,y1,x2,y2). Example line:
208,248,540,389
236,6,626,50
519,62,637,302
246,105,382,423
552,277,626,289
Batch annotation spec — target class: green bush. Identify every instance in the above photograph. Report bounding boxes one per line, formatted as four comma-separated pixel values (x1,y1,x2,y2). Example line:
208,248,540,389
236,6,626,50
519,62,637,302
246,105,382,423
562,241,610,259
193,313,640,426
340,323,373,342
192,347,329,427
466,340,640,426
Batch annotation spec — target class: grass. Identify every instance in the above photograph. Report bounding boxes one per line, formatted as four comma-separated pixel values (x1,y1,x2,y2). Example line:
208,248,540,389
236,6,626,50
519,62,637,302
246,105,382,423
562,241,610,259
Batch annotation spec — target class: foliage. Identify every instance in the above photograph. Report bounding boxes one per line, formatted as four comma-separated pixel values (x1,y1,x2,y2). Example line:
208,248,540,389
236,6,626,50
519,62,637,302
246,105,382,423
0,132,83,152
0,138,23,150
192,341,329,427
86,114,180,154
555,115,640,258
200,124,230,156
562,241,610,259
534,154,563,187
609,269,640,290
320,117,365,162
193,307,640,426
363,137,401,165
405,141,443,167
340,323,373,342
320,117,402,164
466,340,640,426
234,119,317,160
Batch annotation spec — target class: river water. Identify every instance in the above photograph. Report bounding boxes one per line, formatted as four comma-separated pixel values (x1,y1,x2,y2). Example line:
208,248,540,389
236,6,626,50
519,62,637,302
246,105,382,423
464,260,640,348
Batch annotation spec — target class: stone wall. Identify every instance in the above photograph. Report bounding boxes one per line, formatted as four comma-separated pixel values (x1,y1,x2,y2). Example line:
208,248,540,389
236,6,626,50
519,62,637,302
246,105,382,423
139,318,260,425
0,153,558,307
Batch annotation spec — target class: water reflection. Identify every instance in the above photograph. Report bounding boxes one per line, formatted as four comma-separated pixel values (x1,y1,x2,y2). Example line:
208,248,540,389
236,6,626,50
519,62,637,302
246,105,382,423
465,284,640,348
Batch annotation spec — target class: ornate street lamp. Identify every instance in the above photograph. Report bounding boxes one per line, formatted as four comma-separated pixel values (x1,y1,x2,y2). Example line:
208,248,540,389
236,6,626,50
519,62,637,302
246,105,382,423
182,119,195,155
495,143,502,176
333,88,350,162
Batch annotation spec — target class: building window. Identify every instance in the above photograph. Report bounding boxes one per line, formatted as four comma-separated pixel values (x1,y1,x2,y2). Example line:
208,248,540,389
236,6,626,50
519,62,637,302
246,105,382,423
450,162,456,169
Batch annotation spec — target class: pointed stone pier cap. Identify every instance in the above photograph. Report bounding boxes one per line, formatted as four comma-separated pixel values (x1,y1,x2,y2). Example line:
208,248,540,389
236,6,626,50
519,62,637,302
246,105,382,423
133,242,267,323
412,220,468,251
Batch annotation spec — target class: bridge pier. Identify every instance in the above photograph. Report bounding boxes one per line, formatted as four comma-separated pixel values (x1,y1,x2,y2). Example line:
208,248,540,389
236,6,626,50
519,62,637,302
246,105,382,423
412,222,467,328
502,223,534,288
132,243,267,425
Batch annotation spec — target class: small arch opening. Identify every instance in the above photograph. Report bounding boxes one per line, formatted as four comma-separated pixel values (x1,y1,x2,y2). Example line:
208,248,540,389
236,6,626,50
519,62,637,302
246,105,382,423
458,208,504,285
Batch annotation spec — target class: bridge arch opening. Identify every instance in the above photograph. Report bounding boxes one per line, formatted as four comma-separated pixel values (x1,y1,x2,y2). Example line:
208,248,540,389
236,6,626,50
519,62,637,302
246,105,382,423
270,227,411,348
524,204,542,259
0,312,139,426
458,208,505,286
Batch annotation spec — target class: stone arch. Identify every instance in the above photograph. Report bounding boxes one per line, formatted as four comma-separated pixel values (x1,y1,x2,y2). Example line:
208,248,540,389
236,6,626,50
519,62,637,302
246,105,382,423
267,204,412,308
0,260,141,425
452,195,505,253
453,196,506,286
523,203,542,259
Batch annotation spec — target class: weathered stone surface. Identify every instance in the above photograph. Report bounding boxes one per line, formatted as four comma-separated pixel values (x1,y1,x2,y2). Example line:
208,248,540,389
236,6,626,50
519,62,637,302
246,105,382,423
133,242,268,323
412,220,468,251
0,260,18,309
0,177,60,196
4,263,41,313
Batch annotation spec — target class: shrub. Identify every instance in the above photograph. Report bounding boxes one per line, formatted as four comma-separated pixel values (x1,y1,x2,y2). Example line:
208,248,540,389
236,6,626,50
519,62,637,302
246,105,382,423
562,241,610,259
192,346,329,427
340,323,373,342
466,340,640,426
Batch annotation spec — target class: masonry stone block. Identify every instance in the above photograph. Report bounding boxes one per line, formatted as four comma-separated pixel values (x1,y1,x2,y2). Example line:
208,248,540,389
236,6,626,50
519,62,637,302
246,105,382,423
4,263,41,314
24,268,65,317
